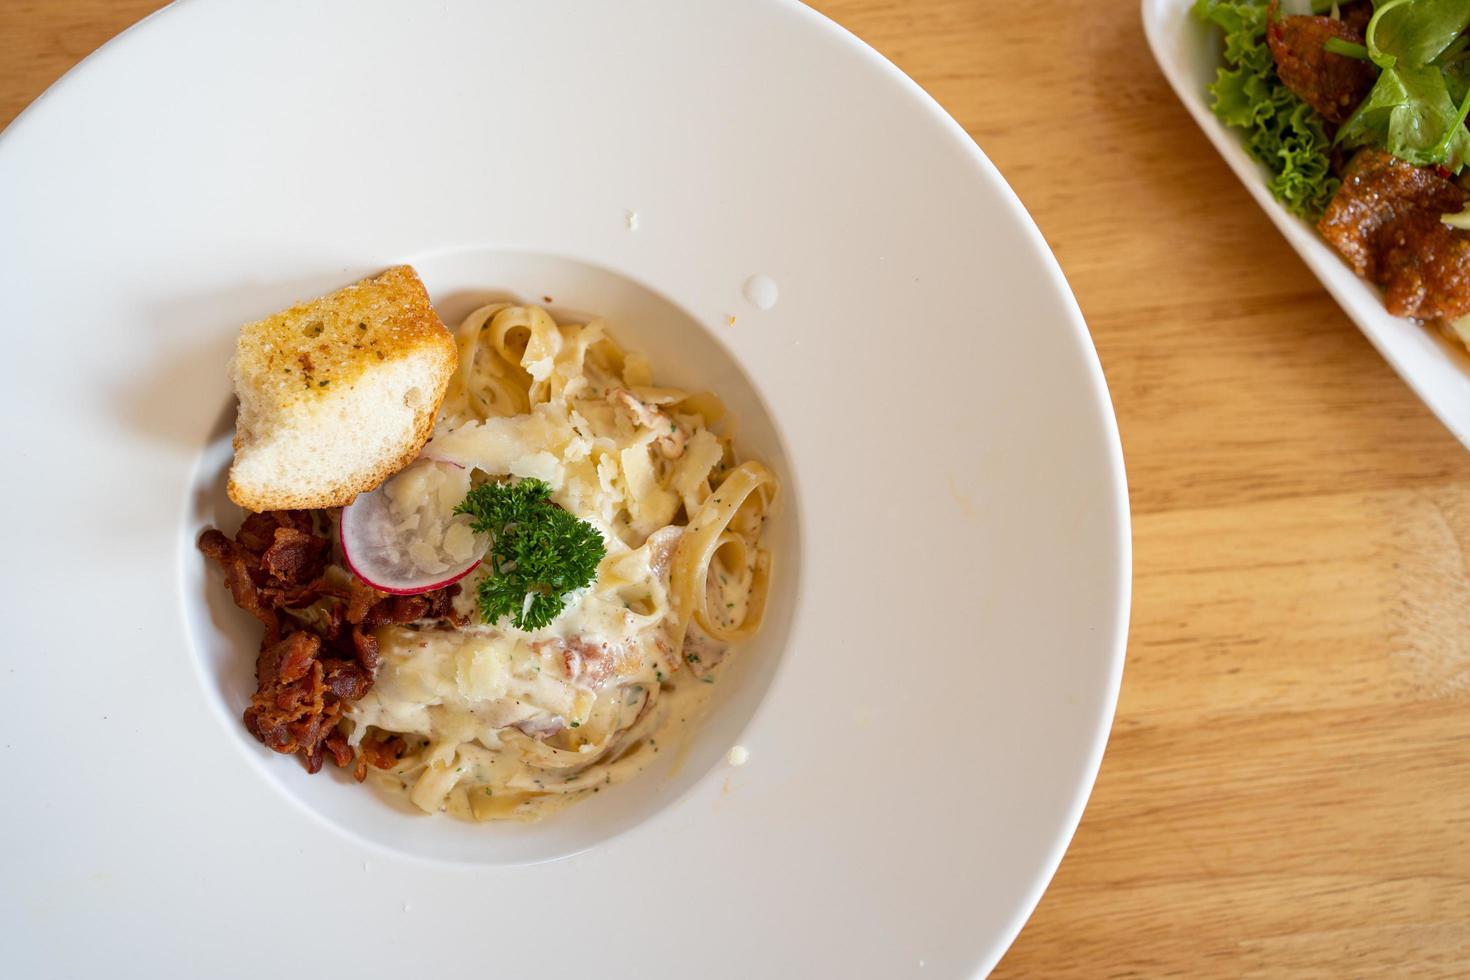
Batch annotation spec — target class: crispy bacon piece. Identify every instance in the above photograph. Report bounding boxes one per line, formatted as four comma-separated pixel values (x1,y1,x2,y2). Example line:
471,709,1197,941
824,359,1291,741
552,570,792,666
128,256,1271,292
244,633,327,754
240,629,346,770
350,626,381,671
260,527,329,585
421,585,463,623
199,510,462,775
1266,6,1378,125
360,733,407,770
356,582,463,629
322,658,373,700
360,593,431,628
235,511,288,552
323,731,354,770
200,529,282,644
345,578,381,625
1319,149,1470,319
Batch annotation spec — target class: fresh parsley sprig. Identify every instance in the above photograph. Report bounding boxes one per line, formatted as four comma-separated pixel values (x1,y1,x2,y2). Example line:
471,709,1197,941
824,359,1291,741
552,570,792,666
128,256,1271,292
454,478,606,632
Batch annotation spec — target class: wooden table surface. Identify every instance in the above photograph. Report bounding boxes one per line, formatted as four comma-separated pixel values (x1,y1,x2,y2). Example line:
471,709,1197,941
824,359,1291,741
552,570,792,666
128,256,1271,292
7,1,1469,976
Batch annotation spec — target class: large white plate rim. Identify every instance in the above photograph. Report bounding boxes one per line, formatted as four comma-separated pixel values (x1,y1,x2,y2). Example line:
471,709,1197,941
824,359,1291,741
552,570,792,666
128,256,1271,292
0,1,1129,976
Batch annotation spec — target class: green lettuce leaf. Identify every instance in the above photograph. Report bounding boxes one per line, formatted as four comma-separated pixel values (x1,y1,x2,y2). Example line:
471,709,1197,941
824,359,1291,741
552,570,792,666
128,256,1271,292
1193,0,1340,219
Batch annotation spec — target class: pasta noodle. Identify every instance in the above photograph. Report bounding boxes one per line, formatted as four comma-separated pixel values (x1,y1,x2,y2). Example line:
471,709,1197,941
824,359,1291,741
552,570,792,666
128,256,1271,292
347,302,776,821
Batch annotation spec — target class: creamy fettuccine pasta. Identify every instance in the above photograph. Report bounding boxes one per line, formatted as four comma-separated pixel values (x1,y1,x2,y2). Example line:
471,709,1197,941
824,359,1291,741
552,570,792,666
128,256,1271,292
346,303,776,821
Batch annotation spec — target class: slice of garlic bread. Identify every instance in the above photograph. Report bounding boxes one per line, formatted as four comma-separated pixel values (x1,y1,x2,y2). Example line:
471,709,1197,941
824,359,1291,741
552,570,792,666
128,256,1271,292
227,265,457,511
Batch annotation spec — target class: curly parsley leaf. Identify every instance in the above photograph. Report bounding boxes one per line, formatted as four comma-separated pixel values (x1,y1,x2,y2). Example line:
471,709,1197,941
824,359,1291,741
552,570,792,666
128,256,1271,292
454,478,607,632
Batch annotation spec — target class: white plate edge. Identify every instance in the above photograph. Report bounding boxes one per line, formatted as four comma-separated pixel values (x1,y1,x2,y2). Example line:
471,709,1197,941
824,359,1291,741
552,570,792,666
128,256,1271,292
788,5,1133,973
1,1,1137,972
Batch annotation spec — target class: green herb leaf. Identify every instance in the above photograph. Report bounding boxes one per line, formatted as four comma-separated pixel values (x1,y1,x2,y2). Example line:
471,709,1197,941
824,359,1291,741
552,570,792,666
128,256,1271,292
1332,0,1470,170
1369,0,1470,70
1323,37,1371,60
454,478,607,632
1338,61,1470,169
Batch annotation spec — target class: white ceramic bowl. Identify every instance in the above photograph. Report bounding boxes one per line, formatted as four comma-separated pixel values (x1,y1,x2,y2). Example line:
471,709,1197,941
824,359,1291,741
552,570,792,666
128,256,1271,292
1144,0,1470,448
0,1,1129,976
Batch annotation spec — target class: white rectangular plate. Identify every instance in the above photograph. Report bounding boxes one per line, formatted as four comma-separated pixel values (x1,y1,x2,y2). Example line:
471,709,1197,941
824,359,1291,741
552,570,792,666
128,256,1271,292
1143,0,1470,448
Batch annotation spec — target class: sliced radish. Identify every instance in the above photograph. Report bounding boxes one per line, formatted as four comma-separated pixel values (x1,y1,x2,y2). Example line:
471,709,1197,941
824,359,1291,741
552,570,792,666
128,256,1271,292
340,459,489,595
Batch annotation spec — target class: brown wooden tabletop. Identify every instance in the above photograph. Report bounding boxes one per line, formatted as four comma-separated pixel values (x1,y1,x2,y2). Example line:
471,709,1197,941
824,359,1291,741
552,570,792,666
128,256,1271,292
7,1,1469,975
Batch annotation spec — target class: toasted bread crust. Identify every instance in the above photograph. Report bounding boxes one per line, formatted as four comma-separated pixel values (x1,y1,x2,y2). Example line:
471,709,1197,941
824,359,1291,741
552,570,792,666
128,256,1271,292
226,266,457,511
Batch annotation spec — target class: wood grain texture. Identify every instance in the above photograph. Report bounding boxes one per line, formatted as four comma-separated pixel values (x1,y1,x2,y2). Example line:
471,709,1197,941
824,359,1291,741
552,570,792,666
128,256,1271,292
5,0,1468,975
